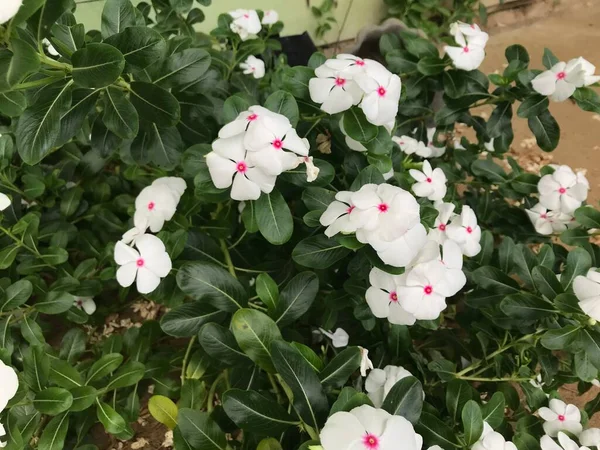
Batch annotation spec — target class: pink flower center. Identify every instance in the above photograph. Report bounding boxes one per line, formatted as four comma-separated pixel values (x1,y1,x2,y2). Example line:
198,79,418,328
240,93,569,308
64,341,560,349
389,292,398,302
251,67,256,71
76,300,83,306
558,187,567,194
439,223,446,231
540,213,548,219
424,285,433,295
136,258,145,267
272,139,283,149
243,13,249,18
556,71,566,80
378,203,388,213
335,77,346,86
377,86,386,97
147,201,155,211
347,205,355,214
558,415,565,421
426,177,432,183
236,161,247,173
363,434,379,450
471,24,476,29
247,113,258,121
463,46,470,53
356,59,365,66
466,226,473,234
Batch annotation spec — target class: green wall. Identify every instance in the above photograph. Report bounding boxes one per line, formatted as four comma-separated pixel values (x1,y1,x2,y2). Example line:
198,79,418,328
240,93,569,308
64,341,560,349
75,0,387,44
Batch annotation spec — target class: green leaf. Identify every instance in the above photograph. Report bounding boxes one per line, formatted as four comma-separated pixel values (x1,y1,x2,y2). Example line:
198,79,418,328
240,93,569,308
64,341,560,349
256,273,279,311
222,95,251,123
97,401,130,436
105,361,145,390
255,189,293,246
198,323,251,367
177,408,227,450
319,346,361,388
35,291,75,314
86,353,124,384
155,49,211,90
38,413,69,450
60,328,87,364
481,392,505,429
102,86,139,139
49,359,83,389
500,293,555,319
561,247,592,290
486,102,512,138
574,206,600,228
70,386,99,412
104,26,166,69
149,395,178,430
21,315,45,345
264,91,299,127
415,412,460,448
176,262,247,312
532,266,563,300
528,110,560,152
514,433,541,450
505,44,530,65
343,108,378,143
160,302,226,337
71,43,125,88
542,48,560,70
274,272,319,326
417,56,446,75
271,340,328,430
23,345,50,392
511,173,540,194
231,309,282,373
60,187,83,217
330,387,373,415
575,351,598,382
403,36,438,58
292,235,351,269
572,87,600,113
0,279,32,312
0,91,27,117
517,95,549,118
11,0,45,25
0,246,20,270
130,81,181,126
471,158,507,183
446,379,472,423
7,38,40,86
462,400,484,445
541,325,581,351
223,389,299,435
554,293,584,315
33,387,73,415
472,266,520,294
101,0,136,38
381,376,423,423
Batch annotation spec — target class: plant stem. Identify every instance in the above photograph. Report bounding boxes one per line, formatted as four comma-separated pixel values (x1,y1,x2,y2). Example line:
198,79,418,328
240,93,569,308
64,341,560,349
267,373,284,404
228,230,247,250
456,375,534,383
180,336,196,386
39,54,71,71
220,239,236,278
12,76,63,91
207,371,228,413
303,117,322,138
0,226,41,258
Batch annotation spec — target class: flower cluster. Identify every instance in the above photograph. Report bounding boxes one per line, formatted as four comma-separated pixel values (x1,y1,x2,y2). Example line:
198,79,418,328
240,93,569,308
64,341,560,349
526,165,589,235
533,57,599,102
206,106,311,201
444,21,489,71
393,128,446,159
309,54,401,127
239,55,265,79
114,177,184,294
0,360,18,447
228,9,278,41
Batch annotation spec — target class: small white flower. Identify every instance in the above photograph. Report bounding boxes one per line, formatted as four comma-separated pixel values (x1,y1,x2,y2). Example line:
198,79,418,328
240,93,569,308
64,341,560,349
340,118,367,152
571,57,600,86
261,9,278,25
114,234,172,294
0,193,10,211
309,62,364,115
73,296,96,315
538,165,589,214
0,0,22,24
532,59,589,102
393,135,433,158
440,240,467,296
0,359,18,411
239,55,265,79
365,365,416,407
444,22,489,71
541,432,589,450
530,373,545,389
574,268,600,321
300,156,320,182
484,139,495,152
319,191,360,237
426,128,446,157
537,399,582,437
428,201,457,245
355,60,402,126
472,429,517,450
410,160,447,201
446,205,482,257
42,38,59,57
320,405,423,450
526,203,570,235
319,328,349,348
134,178,185,233
359,347,374,377
366,268,416,325
121,226,146,245
580,428,600,448
229,9,261,41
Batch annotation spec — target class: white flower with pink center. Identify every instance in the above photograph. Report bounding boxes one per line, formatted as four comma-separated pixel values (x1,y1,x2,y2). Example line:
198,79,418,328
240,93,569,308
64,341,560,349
444,22,489,71
580,428,600,449
319,191,360,237
261,9,279,25
526,203,571,235
354,60,402,126
393,135,433,158
0,0,22,24
114,234,172,294
365,268,416,326
428,201,457,244
532,59,590,102
409,160,447,201
240,55,265,79
301,156,320,182
309,63,364,115
537,399,582,437
359,347,374,377
538,165,589,214
134,183,182,233
228,9,261,41
322,54,369,77
73,296,96,315
445,205,482,257
574,268,600,322
319,405,423,450
472,429,518,450
542,432,590,450
206,133,277,201
152,177,187,198
0,360,18,412
365,365,421,408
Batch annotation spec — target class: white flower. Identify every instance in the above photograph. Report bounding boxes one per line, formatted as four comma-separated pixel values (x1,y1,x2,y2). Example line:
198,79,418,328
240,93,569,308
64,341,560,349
365,365,415,407
229,9,261,41
410,160,447,201
322,54,370,76
472,430,517,450
319,328,349,348
541,432,590,450
0,360,18,412
320,405,423,450
121,226,146,245
355,60,402,126
0,0,22,24
42,38,59,57
359,347,374,377
309,62,364,115
319,191,360,237
393,135,432,158
239,55,265,79
574,268,600,321
526,203,570,235
206,134,276,201
530,373,545,389
261,10,278,25
532,60,588,102
570,57,600,86
580,428,600,448
340,118,367,152
444,22,489,71
484,139,495,152
0,193,10,211
440,240,467,296
133,177,186,233
446,205,482,257
73,296,96,315
537,399,582,437
114,234,172,294
428,201,456,244
426,128,446,157
538,165,589,214
152,177,187,198
366,268,416,325
300,156,320,182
